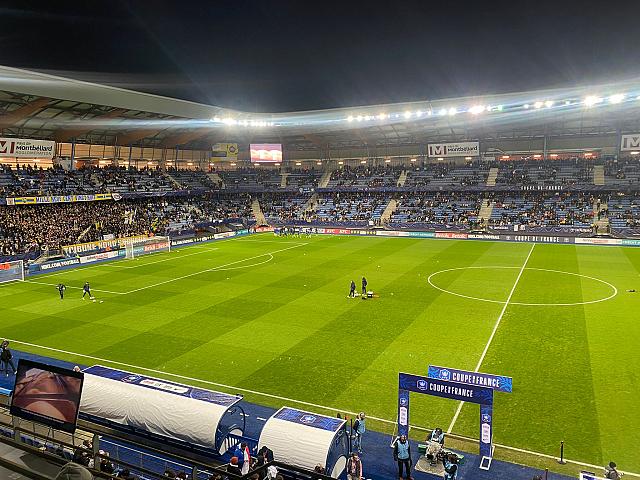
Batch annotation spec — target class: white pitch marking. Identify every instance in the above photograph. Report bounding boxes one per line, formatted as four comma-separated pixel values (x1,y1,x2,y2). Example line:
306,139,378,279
447,244,535,434
5,336,639,478
122,243,306,294
23,280,125,295
428,266,617,306
256,417,267,421
100,248,218,269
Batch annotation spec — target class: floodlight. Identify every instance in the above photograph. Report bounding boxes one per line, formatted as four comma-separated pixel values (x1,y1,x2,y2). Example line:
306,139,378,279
609,93,625,104
465,156,472,160
501,155,510,159
338,161,344,164
564,100,571,106
533,154,542,159
404,111,412,119
448,107,457,116
357,115,363,122
469,105,485,115
534,101,543,109
385,159,391,163
497,105,503,111
347,116,354,122
545,100,554,108
360,160,367,164
416,110,423,117
365,115,372,121
584,95,602,107
439,108,447,116
524,104,530,109
296,162,302,166
410,158,417,162
631,151,640,155
378,113,387,120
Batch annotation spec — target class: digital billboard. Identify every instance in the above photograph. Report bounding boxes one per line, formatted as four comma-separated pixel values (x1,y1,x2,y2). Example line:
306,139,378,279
250,144,282,163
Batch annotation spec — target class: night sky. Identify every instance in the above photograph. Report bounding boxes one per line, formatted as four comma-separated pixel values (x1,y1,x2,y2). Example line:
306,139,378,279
1,1,639,112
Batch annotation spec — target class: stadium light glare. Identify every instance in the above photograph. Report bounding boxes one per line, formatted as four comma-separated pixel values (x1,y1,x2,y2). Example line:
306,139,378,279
230,162,236,166
437,157,444,161
275,163,281,166
584,95,602,107
609,93,625,104
533,154,542,159
630,151,640,155
465,156,472,160
448,107,457,116
501,155,510,159
365,115,372,121
564,100,571,106
416,110,423,117
524,104,530,109
338,161,344,165
545,100,554,108
584,152,593,157
439,108,447,116
427,110,433,116
356,115,363,122
469,105,485,115
549,154,559,158
360,160,367,164
534,101,544,109
385,159,391,163
347,115,354,122
317,161,322,165
404,111,412,119
378,113,387,120
295,162,302,166
497,105,503,111
212,116,221,122
410,158,417,162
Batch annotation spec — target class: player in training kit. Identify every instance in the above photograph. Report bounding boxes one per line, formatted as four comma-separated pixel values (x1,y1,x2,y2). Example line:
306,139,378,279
361,276,368,295
349,280,356,298
57,283,66,300
82,282,92,300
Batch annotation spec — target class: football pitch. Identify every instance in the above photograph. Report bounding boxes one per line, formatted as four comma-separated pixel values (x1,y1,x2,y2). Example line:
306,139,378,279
1,233,639,471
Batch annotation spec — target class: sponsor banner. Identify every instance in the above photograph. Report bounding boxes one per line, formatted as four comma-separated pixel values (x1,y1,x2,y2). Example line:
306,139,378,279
376,230,435,238
39,258,81,271
435,231,468,239
273,407,345,432
211,143,239,159
468,233,500,240
427,141,479,158
621,133,640,152
0,137,55,159
575,237,622,246
622,239,640,246
63,235,150,255
399,372,493,405
79,250,121,264
254,226,274,233
6,193,112,206
499,234,574,244
84,365,241,407
428,365,512,393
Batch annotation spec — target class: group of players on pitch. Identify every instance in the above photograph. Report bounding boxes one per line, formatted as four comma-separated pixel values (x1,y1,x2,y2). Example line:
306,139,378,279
56,282,102,303
348,276,368,298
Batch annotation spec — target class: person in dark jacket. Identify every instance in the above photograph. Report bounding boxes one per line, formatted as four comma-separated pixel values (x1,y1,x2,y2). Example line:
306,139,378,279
256,445,274,467
443,453,459,480
393,435,413,480
226,457,242,475
55,462,93,480
0,341,16,376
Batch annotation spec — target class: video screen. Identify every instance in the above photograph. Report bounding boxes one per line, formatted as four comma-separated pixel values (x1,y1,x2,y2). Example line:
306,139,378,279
10,360,84,433
250,144,282,163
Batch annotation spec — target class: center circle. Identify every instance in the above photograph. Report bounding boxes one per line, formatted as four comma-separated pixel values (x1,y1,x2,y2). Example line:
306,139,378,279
427,266,617,306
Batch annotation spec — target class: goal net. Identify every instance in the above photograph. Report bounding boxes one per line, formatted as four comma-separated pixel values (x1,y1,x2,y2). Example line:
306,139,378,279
0,260,25,284
124,236,171,260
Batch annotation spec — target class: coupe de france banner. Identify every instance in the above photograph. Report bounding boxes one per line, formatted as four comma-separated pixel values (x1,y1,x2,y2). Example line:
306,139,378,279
427,141,479,158
0,138,55,159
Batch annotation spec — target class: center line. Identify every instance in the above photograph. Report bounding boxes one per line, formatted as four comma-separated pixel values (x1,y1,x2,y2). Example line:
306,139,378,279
447,243,535,433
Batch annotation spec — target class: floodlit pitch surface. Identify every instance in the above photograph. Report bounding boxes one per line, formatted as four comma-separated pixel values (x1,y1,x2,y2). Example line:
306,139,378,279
1,234,639,470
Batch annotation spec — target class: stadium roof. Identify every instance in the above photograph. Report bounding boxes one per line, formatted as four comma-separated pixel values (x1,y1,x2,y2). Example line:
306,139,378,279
1,65,640,153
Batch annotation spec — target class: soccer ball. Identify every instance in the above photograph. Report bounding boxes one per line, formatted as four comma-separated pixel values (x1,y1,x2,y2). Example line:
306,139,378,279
99,300,104,304
92,299,96,303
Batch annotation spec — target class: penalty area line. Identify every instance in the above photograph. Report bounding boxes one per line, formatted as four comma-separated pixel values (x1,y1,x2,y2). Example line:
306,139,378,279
4,336,638,478
447,243,535,434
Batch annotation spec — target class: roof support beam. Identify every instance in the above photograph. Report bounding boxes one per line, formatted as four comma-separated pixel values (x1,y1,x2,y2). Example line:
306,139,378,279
159,129,216,148
115,128,166,146
54,108,127,142
0,97,50,129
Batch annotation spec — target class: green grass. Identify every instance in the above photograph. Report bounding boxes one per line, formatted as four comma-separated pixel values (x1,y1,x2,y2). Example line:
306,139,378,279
1,234,639,472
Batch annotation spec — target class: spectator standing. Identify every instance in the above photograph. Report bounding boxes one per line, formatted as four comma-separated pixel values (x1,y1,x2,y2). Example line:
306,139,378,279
443,453,459,480
227,457,242,475
393,435,413,480
54,462,93,480
346,453,363,480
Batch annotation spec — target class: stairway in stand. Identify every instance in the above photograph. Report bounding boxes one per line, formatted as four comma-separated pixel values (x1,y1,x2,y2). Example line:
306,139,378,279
380,198,398,224
593,165,605,186
251,198,267,226
486,167,499,186
593,200,609,233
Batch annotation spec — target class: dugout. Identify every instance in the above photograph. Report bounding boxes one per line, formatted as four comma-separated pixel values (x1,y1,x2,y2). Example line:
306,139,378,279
258,407,349,477
79,365,246,455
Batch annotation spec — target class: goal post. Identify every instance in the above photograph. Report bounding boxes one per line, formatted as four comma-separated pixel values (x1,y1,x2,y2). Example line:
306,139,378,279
124,236,171,260
0,260,25,284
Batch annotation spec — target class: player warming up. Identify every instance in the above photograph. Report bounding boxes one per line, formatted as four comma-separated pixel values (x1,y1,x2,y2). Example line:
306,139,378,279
361,276,368,296
82,282,94,300
57,283,66,300
349,280,356,298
